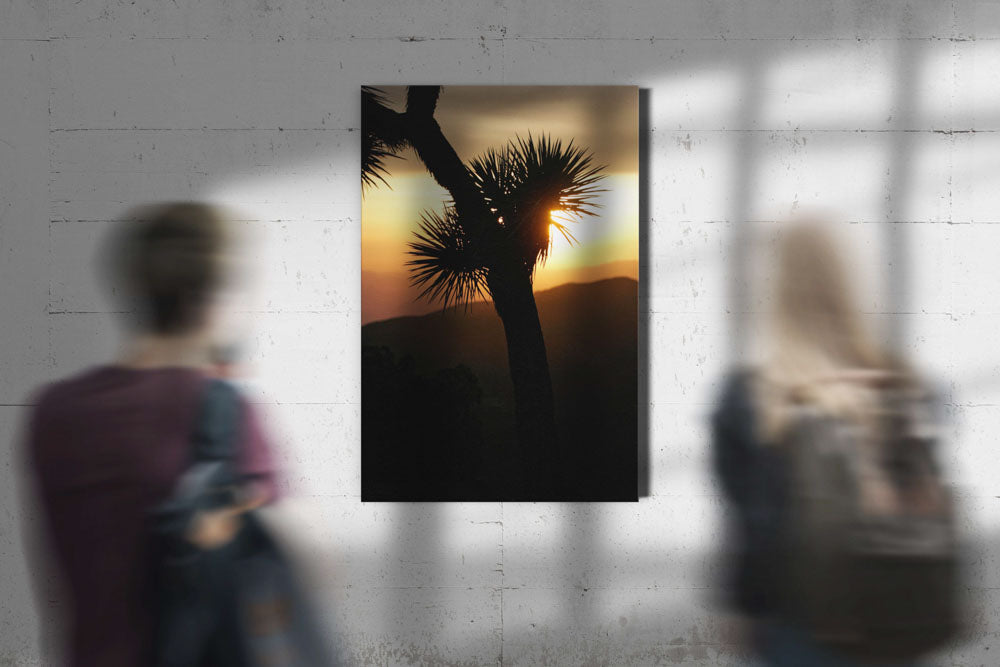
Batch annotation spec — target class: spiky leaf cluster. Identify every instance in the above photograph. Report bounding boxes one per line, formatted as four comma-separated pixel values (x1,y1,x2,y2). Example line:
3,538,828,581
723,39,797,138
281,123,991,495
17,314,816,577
469,133,605,265
361,86,408,189
407,133,606,308
406,208,490,308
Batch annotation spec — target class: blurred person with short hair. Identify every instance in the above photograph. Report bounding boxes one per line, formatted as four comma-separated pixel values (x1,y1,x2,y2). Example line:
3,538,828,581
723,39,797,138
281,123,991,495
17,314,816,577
711,219,961,666
20,203,280,666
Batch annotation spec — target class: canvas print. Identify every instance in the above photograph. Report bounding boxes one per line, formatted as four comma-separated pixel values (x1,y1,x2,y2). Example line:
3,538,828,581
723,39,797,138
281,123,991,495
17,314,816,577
361,85,638,500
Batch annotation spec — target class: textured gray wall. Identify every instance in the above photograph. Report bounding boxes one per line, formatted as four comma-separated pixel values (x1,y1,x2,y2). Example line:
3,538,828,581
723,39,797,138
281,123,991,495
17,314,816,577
2,1,999,664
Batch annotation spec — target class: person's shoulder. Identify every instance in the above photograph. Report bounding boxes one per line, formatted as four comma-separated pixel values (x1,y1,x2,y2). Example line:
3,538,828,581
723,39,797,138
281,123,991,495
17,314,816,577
26,365,109,413
200,376,241,399
899,368,948,424
710,365,760,427
194,377,262,427
21,367,119,458
198,376,261,408
716,365,759,405
908,368,945,400
27,381,59,413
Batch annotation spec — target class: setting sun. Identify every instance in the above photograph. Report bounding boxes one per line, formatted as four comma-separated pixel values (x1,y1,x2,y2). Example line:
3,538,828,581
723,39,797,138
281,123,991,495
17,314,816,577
548,209,575,256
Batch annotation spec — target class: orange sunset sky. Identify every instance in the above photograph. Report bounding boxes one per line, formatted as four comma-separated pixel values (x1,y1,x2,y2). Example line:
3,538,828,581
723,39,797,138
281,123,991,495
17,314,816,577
362,86,639,324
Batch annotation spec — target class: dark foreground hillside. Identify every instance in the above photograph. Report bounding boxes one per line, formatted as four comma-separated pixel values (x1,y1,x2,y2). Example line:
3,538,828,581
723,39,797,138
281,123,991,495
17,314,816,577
362,277,638,500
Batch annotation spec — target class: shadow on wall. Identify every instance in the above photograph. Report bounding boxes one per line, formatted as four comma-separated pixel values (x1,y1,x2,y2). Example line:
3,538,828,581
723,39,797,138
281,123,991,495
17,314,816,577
36,11,992,663
638,87,651,498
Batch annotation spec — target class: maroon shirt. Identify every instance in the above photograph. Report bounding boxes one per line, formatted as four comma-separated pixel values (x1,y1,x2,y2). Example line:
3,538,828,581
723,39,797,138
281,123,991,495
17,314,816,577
23,365,280,667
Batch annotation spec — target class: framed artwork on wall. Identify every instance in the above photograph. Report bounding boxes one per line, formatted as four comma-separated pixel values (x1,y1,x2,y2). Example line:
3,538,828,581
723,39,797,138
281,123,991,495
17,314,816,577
361,85,638,500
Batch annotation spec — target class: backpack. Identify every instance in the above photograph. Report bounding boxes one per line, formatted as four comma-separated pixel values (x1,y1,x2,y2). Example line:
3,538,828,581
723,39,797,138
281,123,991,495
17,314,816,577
779,378,961,661
149,378,338,666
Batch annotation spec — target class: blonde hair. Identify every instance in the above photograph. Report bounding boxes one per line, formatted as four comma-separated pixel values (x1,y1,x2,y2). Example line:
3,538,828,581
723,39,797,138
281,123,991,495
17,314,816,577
757,220,904,441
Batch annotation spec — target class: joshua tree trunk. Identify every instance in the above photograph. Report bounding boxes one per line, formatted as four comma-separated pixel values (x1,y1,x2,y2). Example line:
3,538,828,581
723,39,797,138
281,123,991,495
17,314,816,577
395,86,560,491
488,263,559,493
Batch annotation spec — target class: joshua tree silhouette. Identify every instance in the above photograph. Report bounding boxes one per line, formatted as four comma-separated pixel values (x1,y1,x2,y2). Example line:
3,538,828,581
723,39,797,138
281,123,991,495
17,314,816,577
362,85,605,493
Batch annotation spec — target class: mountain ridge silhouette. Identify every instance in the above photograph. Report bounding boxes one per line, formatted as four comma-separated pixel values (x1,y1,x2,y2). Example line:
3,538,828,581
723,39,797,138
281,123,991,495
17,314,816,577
362,276,637,500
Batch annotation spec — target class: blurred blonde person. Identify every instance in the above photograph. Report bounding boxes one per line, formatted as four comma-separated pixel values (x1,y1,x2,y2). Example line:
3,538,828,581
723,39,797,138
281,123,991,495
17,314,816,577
711,219,952,666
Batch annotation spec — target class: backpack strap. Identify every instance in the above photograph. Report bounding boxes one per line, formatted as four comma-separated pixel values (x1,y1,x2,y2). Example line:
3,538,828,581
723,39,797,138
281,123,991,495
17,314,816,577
190,378,243,466
155,379,245,524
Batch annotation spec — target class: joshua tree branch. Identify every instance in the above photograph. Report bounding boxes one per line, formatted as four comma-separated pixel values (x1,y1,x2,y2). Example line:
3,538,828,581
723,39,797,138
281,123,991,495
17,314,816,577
403,86,493,229
362,88,408,149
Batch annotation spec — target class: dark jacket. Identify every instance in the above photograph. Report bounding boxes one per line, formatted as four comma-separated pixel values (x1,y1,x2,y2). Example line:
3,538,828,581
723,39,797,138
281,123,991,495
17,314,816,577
710,370,791,618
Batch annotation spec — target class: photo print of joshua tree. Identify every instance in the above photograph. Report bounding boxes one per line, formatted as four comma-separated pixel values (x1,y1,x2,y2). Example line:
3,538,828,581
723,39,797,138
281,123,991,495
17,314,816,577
361,86,638,500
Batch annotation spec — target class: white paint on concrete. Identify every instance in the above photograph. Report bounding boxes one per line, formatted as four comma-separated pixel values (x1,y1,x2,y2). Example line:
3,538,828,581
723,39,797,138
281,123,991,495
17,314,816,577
2,1,999,664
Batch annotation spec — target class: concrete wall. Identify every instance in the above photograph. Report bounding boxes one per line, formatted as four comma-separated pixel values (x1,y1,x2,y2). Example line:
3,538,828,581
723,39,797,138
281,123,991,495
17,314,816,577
2,1,999,664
